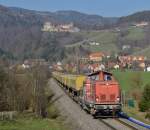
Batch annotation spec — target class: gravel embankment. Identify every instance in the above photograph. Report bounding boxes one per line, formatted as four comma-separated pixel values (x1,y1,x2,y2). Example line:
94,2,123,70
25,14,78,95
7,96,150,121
48,79,113,130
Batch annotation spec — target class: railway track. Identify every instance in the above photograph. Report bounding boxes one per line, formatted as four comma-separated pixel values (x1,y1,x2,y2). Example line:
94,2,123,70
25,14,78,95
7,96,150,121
99,117,149,130
54,79,149,130
99,118,140,130
115,119,139,130
115,118,140,130
115,118,149,130
99,119,119,130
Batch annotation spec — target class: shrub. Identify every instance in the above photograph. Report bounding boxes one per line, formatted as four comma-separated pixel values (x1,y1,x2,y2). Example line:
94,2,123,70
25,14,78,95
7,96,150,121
145,111,150,120
139,100,149,112
47,106,59,119
139,84,150,112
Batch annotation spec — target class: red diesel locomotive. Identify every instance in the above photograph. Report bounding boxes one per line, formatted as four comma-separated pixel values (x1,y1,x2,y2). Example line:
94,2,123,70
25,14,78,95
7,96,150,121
53,70,122,117
79,71,122,117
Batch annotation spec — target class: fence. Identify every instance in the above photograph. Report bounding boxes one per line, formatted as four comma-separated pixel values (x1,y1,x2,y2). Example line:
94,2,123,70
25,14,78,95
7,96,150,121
0,111,17,120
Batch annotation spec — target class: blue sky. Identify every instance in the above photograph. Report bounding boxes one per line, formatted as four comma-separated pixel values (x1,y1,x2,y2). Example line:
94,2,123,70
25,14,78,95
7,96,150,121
0,0,150,17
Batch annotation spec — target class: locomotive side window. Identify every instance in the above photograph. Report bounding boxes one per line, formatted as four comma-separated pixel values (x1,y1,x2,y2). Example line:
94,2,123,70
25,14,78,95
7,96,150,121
90,75,99,81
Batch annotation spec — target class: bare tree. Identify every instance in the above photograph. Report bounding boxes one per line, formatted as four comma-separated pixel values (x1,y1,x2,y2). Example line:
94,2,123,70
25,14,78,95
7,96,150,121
32,66,48,117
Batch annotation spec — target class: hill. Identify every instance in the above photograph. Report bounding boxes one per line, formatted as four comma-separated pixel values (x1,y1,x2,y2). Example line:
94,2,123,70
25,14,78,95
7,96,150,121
118,11,150,24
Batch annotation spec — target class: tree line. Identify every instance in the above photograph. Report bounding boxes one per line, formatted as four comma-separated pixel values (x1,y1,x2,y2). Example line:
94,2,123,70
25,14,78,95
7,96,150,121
0,65,51,117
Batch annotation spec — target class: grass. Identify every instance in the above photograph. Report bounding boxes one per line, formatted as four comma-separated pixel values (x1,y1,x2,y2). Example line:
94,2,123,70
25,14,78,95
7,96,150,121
125,27,145,41
83,44,118,53
65,30,118,53
86,31,118,45
0,118,69,130
113,71,150,92
66,28,146,54
113,70,150,124
0,111,71,130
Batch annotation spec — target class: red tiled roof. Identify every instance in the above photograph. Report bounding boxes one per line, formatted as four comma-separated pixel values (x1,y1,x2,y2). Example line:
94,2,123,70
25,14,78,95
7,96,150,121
89,52,104,58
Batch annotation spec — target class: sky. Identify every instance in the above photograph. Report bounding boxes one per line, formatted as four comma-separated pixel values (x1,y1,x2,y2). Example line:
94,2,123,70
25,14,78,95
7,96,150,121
0,0,150,17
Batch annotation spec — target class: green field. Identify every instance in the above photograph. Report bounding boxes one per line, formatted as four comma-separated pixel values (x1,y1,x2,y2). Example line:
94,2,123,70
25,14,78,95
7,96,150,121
66,27,146,54
66,30,119,53
125,27,145,41
113,71,150,92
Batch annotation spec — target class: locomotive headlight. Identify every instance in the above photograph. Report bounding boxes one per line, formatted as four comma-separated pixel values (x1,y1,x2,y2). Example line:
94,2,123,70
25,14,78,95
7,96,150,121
116,97,120,101
96,97,99,102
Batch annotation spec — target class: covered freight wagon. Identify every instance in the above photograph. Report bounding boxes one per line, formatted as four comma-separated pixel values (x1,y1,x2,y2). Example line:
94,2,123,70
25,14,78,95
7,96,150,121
52,71,86,91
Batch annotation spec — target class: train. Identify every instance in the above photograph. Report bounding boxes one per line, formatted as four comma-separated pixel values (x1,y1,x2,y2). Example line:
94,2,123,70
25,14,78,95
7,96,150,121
52,70,122,117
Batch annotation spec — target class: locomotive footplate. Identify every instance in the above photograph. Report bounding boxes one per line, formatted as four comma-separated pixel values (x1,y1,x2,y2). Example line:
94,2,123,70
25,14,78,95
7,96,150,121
92,104,121,116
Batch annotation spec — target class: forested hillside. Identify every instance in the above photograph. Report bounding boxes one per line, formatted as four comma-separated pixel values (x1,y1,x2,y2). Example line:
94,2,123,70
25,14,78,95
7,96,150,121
0,5,116,61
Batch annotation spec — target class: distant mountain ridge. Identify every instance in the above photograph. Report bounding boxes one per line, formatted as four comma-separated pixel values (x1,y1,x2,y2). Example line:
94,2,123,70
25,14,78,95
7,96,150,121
0,5,118,29
1,4,150,29
51,10,118,29
118,11,150,24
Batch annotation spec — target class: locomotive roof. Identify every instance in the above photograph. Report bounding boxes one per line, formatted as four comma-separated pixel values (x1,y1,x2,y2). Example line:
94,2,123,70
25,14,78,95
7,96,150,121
87,70,112,76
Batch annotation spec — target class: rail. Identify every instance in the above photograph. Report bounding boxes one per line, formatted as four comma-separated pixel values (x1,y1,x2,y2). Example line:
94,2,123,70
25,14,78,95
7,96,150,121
119,112,150,129
99,119,118,130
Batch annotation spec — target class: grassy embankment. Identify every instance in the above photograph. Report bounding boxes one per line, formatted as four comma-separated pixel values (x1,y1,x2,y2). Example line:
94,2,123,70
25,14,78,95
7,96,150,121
113,71,150,124
113,71,150,92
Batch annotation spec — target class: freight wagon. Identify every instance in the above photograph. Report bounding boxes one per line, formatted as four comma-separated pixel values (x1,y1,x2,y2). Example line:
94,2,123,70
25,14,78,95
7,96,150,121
52,71,122,117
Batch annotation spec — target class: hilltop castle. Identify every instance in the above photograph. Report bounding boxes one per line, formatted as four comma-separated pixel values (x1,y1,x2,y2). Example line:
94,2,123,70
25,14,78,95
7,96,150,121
42,22,80,32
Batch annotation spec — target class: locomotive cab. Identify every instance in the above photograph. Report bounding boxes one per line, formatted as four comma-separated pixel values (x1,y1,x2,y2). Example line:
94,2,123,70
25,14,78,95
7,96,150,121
80,71,122,117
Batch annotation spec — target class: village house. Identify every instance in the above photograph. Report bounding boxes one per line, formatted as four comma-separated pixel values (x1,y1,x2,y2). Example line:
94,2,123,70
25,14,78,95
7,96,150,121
24,59,49,67
89,52,105,62
133,21,148,27
89,42,100,46
119,55,146,63
118,55,147,70
122,45,131,50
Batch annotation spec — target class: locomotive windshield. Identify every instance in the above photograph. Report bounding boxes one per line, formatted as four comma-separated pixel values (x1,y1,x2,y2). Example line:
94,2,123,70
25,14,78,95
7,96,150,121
104,74,112,81
87,71,113,81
